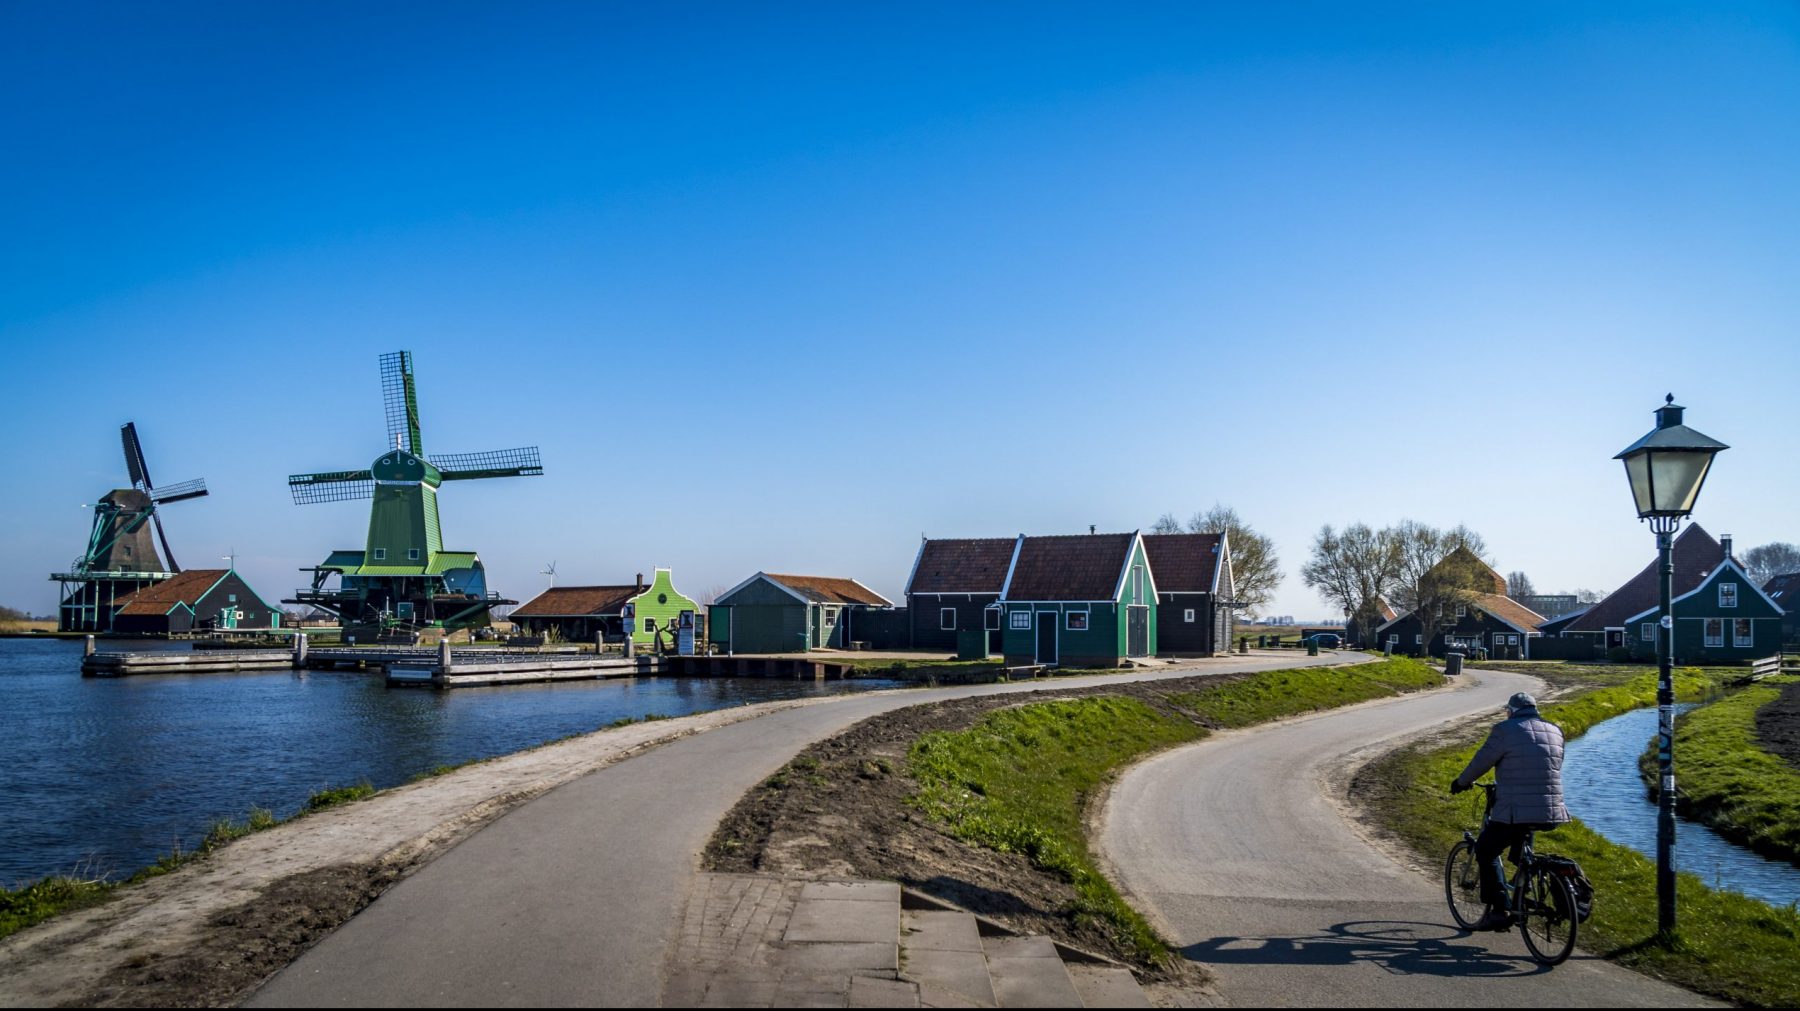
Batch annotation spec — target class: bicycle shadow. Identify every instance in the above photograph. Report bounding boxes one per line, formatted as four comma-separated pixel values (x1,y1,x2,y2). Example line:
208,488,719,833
1181,919,1555,978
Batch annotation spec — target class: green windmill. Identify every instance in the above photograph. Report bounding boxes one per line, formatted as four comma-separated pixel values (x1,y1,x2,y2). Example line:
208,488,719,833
285,351,544,636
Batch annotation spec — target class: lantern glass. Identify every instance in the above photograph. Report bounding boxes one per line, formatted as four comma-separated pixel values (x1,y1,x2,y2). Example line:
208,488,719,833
1623,447,1714,519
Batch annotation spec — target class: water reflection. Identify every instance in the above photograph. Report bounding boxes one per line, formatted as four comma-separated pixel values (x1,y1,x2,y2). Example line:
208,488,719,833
0,639,911,884
1563,704,1800,908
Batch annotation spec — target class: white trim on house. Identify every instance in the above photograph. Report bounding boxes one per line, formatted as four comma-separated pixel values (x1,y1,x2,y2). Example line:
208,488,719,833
1617,557,1783,626
902,537,927,598
716,572,810,606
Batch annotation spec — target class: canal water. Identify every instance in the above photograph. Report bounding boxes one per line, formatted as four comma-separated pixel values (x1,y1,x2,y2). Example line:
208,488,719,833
0,638,911,887
1563,703,1800,908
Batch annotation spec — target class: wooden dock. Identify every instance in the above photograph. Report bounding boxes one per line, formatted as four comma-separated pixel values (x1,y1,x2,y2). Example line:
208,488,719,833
81,649,296,677
387,654,660,688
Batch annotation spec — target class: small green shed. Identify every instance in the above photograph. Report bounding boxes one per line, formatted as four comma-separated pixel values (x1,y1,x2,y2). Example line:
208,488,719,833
998,532,1156,668
708,572,894,654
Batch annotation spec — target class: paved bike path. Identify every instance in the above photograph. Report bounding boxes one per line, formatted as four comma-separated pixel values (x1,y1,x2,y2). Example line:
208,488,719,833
1098,668,1717,1007
249,652,1352,1007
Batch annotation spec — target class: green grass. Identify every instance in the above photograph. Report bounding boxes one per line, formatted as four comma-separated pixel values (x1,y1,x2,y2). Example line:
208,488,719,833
1170,656,1442,728
908,696,1203,963
839,657,1003,677
1467,661,1745,691
1641,676,1800,866
303,781,376,813
1363,668,1800,1008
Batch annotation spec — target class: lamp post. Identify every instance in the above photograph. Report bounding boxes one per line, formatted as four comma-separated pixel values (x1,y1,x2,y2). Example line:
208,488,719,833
1613,394,1727,937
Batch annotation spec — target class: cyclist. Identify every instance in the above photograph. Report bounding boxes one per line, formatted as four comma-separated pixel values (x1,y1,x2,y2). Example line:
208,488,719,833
1450,691,1570,932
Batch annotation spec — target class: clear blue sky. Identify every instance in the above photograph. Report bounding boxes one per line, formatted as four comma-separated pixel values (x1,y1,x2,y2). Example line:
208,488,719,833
2,2,1796,619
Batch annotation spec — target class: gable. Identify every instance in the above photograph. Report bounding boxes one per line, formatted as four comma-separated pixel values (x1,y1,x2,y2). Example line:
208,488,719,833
1141,533,1224,594
1625,558,1785,623
1566,524,1722,632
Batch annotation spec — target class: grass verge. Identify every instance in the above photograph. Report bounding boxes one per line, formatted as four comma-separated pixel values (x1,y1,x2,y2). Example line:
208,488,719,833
906,657,1441,964
1358,668,1800,1007
1639,676,1800,866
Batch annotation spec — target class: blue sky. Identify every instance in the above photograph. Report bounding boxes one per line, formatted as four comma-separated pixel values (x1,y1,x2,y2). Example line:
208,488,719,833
2,3,1796,619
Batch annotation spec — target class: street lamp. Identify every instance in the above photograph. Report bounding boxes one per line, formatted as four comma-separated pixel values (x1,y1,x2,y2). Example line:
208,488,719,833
1613,394,1727,938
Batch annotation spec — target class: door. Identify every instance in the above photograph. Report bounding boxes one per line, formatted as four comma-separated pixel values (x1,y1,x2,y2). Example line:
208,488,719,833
1128,605,1149,657
1035,611,1058,665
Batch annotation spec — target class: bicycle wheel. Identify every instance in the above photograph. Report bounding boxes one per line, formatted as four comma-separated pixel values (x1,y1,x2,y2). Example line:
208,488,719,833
1518,866,1578,965
1444,840,1485,930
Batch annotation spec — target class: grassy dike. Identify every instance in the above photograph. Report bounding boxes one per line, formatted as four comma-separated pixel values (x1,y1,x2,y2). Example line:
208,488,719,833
1359,668,1800,1008
1640,675,1800,866
0,781,377,942
905,656,1442,964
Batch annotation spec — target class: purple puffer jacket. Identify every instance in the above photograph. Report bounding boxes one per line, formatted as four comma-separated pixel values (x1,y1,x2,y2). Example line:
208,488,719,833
1454,705,1570,825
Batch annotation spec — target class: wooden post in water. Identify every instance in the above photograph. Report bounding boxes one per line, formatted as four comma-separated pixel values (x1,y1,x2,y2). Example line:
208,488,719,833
293,633,308,666
439,638,453,675
85,635,96,657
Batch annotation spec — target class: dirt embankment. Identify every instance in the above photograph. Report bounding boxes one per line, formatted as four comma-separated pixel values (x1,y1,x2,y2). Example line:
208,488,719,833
705,671,1254,982
0,698,834,1009
1754,680,1800,769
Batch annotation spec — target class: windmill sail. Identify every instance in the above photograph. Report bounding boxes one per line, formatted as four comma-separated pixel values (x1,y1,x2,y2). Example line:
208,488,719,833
121,423,150,489
430,447,545,481
150,478,209,504
380,351,423,456
289,469,376,505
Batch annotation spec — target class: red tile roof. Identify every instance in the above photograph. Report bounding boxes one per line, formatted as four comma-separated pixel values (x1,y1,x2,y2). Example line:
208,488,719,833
764,574,892,607
1004,533,1137,601
1141,533,1224,594
510,585,640,617
1564,525,1723,632
906,538,1016,595
1474,593,1546,634
113,569,227,616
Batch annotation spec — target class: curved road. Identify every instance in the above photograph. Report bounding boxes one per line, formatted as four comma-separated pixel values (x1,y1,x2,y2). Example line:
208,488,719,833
248,652,1354,1007
1098,667,1715,1007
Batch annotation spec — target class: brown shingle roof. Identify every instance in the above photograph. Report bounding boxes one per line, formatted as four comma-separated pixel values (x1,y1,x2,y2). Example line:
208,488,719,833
1764,572,1800,610
1003,533,1137,601
1474,593,1546,634
764,574,892,607
113,569,227,616
1141,533,1224,593
511,585,639,617
1565,525,1723,632
906,538,1015,595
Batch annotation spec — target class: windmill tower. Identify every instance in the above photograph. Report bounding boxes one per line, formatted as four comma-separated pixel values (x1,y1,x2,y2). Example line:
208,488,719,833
285,351,545,637
50,423,210,632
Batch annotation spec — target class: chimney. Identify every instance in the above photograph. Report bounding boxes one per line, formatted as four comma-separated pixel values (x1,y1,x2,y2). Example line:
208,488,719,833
1721,535,1733,562
1089,525,1096,535
636,572,645,592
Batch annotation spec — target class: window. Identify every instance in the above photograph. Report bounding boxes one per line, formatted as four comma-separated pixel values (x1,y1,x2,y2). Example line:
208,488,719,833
373,548,386,560
823,607,838,627
1734,618,1753,647
1066,611,1089,631
1719,583,1738,608
1455,605,1467,619
228,593,237,603
1641,622,1655,642
408,548,420,560
1415,634,1423,644
643,618,655,633
1010,610,1031,630
1183,608,1195,623
1704,618,1723,647
940,608,956,631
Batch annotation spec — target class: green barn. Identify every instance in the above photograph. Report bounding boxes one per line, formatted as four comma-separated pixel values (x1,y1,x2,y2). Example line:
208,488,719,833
708,573,894,654
998,532,1156,668
1619,549,1785,663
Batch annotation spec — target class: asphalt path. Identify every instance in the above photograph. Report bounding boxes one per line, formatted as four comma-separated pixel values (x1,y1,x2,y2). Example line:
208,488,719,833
1098,667,1716,1007
248,651,1355,1008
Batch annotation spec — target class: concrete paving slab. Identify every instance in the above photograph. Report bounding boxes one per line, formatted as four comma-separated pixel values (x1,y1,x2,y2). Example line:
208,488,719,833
902,910,985,953
917,982,986,1009
1066,964,1152,1008
983,935,1082,1008
787,895,901,944
777,971,856,1008
849,975,921,1008
781,941,901,973
900,948,995,1007
803,880,903,903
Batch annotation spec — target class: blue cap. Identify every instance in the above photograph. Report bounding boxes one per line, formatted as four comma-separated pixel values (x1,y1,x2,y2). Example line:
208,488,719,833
1508,692,1538,713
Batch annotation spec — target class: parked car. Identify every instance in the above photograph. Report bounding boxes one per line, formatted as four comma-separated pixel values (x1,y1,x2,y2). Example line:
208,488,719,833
1303,633,1341,649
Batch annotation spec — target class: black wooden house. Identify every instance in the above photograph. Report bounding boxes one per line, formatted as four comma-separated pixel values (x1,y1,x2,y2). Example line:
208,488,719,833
1142,532,1235,655
903,536,1015,651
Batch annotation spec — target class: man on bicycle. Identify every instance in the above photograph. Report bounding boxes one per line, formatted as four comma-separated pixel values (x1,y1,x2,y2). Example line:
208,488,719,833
1451,691,1570,931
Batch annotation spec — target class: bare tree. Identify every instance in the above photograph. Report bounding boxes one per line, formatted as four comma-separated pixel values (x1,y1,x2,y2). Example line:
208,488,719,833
1742,542,1800,586
1150,512,1184,535
1506,571,1536,599
1390,521,1494,653
1187,504,1282,619
1301,523,1400,646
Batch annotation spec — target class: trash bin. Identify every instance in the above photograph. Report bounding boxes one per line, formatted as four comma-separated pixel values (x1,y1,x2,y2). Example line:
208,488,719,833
956,629,991,661
1307,640,1319,656
1257,635,1267,648
1237,636,1248,654
1445,652,1464,676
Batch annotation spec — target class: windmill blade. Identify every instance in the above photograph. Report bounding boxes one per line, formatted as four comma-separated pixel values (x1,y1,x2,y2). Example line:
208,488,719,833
289,469,375,505
150,478,209,504
430,447,545,481
379,351,423,456
152,512,180,573
121,422,151,489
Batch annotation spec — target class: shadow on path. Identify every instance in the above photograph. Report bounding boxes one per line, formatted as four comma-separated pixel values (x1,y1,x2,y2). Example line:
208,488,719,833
1182,919,1557,979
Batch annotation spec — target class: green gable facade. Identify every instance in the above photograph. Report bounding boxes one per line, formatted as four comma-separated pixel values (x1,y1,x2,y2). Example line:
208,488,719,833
1621,558,1784,663
999,533,1156,668
624,569,701,647
708,573,893,654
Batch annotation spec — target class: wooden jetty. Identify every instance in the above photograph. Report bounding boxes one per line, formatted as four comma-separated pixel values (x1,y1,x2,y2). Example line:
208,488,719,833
387,650,660,689
82,648,296,677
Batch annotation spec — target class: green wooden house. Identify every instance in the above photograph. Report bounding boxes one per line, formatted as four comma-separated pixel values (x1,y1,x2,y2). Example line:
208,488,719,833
997,532,1156,668
1619,549,1785,663
509,568,700,647
707,573,894,653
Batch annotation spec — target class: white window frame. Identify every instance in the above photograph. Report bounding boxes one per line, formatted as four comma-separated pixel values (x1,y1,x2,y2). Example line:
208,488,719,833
940,608,956,631
1733,618,1753,647
1704,618,1723,647
823,607,839,627
1719,583,1738,608
1183,608,1195,623
1455,604,1467,619
372,548,386,560
1415,634,1423,644
1010,610,1031,630
1641,622,1655,642
984,607,1002,631
408,548,421,560
1066,610,1090,632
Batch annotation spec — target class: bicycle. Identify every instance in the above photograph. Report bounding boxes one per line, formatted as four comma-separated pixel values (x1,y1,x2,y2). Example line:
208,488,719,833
1444,782,1587,966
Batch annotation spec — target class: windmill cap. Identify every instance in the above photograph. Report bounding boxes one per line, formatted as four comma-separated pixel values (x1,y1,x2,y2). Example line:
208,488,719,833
1508,692,1538,713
